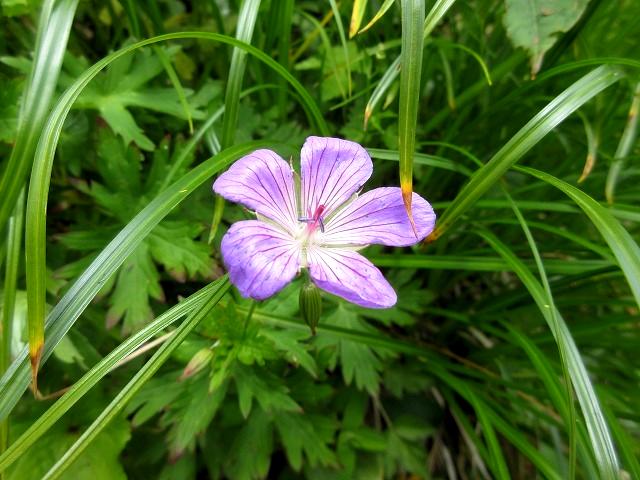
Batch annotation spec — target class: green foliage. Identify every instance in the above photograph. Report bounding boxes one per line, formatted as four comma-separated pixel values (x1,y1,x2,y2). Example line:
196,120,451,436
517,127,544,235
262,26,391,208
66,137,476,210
0,0,639,479
504,0,589,75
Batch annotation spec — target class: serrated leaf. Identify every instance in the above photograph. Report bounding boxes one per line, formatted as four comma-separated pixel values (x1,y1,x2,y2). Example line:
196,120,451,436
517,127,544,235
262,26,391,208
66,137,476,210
148,221,212,282
503,0,589,76
226,408,273,480
106,242,163,332
233,364,300,418
77,47,204,149
163,376,228,454
274,412,338,471
259,328,317,376
319,306,384,395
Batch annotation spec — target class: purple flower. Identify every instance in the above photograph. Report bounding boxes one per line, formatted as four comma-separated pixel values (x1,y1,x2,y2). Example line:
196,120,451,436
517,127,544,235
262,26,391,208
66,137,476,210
213,136,436,308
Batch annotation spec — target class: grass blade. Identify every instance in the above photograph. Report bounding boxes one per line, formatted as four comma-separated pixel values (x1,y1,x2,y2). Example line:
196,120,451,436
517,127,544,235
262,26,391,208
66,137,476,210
0,187,25,454
328,0,352,96
604,81,640,203
358,0,395,34
428,65,623,241
518,166,640,309
0,279,222,472
398,0,425,225
41,276,230,480
364,0,456,125
479,229,620,479
349,0,368,37
0,0,78,234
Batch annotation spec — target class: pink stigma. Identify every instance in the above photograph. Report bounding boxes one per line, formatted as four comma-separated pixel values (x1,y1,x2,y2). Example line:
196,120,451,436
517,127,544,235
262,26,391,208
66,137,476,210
299,205,326,233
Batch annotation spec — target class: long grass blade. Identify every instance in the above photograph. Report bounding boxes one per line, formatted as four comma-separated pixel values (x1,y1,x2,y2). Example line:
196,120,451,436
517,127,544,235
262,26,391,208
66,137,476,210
604,81,640,203
42,277,231,480
479,229,620,479
349,0,368,37
398,0,425,226
328,0,352,96
429,66,623,241
358,0,395,34
518,166,640,309
0,187,25,454
0,0,78,234
364,0,456,125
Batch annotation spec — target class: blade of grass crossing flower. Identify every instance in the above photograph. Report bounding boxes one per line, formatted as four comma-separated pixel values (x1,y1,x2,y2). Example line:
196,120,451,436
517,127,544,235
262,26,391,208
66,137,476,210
349,0,367,37
503,190,577,479
518,166,640,309
211,0,262,242
0,0,78,237
398,0,425,228
358,0,395,34
364,0,456,125
428,66,623,241
41,277,231,480
0,279,223,473
328,0,352,96
0,188,25,454
605,81,640,204
479,229,620,480
16,29,327,420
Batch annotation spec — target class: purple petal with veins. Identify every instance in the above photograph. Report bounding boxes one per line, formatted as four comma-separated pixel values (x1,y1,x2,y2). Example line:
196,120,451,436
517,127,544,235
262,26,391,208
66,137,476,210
322,187,436,247
213,149,298,234
300,136,372,218
221,220,300,300
307,247,396,308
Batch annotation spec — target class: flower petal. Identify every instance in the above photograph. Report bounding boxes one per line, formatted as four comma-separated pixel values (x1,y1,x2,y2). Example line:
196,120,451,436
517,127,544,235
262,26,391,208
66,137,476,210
301,136,373,218
307,247,396,308
221,220,300,300
213,149,298,233
322,187,436,247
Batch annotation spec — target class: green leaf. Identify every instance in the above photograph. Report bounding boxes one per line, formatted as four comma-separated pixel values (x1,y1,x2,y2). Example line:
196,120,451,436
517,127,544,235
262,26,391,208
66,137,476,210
225,408,273,480
318,306,385,395
148,222,212,282
274,411,337,471
233,364,300,418
105,243,163,332
503,0,589,76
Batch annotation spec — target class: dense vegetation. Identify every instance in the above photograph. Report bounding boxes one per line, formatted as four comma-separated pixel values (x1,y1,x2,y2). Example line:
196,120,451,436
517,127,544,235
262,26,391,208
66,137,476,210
0,0,639,478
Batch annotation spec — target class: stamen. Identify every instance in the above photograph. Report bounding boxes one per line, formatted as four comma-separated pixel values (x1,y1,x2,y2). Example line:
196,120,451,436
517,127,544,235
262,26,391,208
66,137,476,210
298,205,326,234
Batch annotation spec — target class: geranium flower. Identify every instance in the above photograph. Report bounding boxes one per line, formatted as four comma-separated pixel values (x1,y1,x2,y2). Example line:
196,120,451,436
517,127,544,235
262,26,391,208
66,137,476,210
213,137,436,308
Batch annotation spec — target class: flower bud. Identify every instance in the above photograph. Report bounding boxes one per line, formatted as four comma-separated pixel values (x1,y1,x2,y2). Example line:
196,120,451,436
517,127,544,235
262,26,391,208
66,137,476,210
179,348,213,381
299,281,322,335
